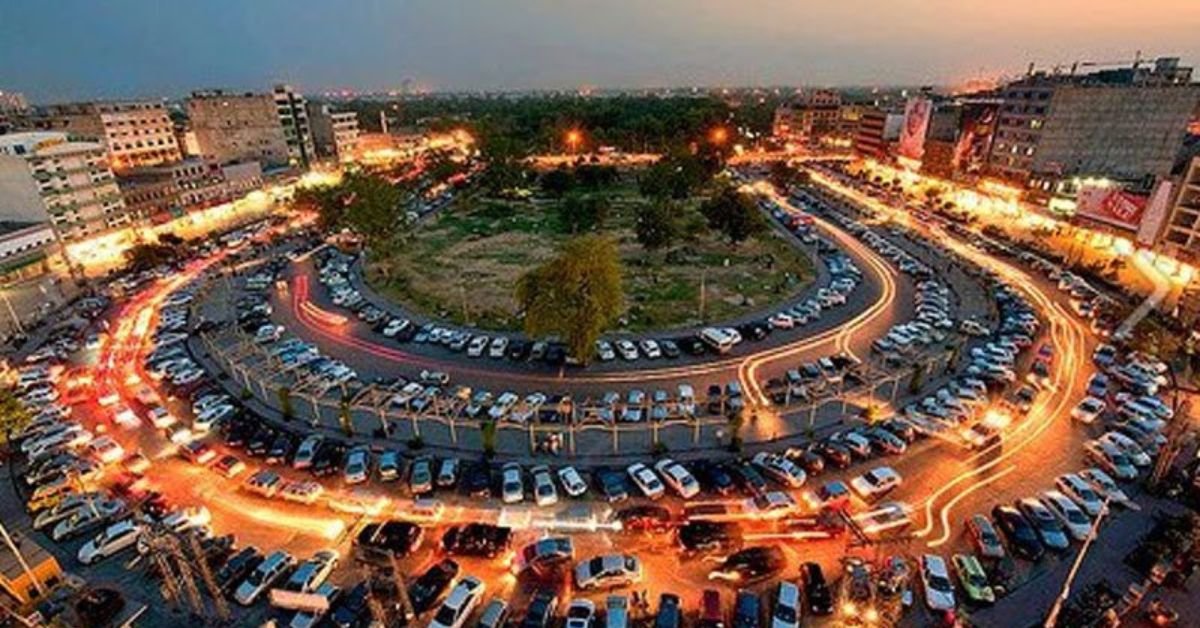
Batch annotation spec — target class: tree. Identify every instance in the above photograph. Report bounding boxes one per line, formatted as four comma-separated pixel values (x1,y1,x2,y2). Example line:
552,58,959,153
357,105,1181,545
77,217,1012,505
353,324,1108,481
700,185,767,246
635,199,680,251
277,386,294,419
0,390,31,444
341,172,405,251
516,235,623,363
557,193,610,233
769,161,796,190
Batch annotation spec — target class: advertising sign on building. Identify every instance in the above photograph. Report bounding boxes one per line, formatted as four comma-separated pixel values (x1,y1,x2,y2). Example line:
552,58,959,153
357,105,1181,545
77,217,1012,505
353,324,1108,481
896,97,932,161
952,102,999,174
1075,183,1148,232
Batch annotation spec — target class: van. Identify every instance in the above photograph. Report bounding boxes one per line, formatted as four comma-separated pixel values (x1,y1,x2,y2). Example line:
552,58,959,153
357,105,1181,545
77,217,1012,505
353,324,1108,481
700,328,736,354
604,596,628,628
235,550,295,605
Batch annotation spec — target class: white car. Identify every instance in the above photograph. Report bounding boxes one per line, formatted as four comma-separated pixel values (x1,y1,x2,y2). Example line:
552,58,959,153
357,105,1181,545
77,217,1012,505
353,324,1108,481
467,335,489,357
343,447,370,484
161,505,212,534
557,466,588,498
751,452,806,489
488,337,509,359
1040,491,1091,542
1055,473,1105,517
615,340,638,361
146,406,177,429
768,313,795,329
850,466,902,502
920,555,956,612
1083,440,1137,480
1079,468,1130,506
283,550,340,594
166,426,195,445
653,459,700,499
1100,432,1152,467
595,341,616,361
234,551,295,605
638,339,662,359
429,576,486,628
626,463,664,500
574,554,642,589
1071,397,1106,424
192,404,234,433
564,600,596,628
501,463,524,504
78,519,143,565
532,465,559,507
293,435,323,470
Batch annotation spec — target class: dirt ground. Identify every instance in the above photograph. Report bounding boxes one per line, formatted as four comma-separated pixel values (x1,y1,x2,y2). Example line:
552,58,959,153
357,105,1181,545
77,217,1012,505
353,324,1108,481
368,189,814,332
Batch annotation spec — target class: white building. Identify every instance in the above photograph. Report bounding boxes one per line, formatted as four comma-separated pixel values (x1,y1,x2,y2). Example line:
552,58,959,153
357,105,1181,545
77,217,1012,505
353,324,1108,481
273,84,315,168
0,132,129,243
37,101,182,171
308,103,360,161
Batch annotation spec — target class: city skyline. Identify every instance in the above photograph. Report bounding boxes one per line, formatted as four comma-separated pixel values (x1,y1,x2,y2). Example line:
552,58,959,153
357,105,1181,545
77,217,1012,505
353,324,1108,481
2,0,1199,101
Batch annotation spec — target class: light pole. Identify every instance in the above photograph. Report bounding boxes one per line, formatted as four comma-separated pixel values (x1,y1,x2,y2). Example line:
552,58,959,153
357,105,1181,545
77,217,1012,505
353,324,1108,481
1043,496,1112,628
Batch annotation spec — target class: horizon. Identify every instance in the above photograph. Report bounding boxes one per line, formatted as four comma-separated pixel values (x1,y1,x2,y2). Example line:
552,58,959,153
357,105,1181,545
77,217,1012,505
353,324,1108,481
3,0,1198,103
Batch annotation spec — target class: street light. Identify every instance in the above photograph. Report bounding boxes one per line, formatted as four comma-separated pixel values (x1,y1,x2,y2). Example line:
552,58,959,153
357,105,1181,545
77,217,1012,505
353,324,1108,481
709,127,729,145
565,130,582,154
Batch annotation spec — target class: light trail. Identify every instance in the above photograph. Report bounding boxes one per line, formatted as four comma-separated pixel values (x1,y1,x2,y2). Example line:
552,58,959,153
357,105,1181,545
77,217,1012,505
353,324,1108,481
809,170,1093,544
925,465,1015,548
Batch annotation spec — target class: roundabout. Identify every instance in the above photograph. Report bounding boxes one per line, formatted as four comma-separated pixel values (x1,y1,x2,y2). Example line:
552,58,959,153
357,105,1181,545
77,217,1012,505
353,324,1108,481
5,159,1184,628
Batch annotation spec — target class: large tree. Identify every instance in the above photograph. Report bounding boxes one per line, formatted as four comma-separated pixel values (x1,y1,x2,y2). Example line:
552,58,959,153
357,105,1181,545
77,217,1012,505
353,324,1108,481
635,198,680,251
516,235,623,363
0,390,32,444
700,184,767,246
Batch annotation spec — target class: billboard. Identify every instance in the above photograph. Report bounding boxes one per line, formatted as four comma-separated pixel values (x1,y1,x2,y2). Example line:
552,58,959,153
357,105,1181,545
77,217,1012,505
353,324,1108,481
1075,184,1148,232
952,102,999,174
896,97,932,161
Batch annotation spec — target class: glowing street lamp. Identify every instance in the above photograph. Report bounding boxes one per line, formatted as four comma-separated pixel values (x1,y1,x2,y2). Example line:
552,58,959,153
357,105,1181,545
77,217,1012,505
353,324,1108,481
565,130,582,154
709,127,729,145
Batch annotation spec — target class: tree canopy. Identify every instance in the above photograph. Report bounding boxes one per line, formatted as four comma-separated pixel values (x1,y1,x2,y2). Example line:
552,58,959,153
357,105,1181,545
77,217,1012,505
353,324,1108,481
516,234,623,362
293,172,406,250
635,198,681,251
557,193,610,234
700,184,768,246
0,390,32,444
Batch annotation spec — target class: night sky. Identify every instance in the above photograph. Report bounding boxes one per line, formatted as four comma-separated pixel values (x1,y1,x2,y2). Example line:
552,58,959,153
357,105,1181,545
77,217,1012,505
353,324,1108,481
2,0,1198,102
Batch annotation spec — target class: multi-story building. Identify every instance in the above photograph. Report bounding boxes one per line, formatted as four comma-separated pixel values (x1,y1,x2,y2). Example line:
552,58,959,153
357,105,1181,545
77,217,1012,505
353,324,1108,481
186,90,290,168
1160,156,1200,262
32,101,181,171
853,108,888,159
988,57,1200,195
774,90,842,147
273,84,315,168
0,221,59,284
118,158,264,224
0,132,128,243
307,103,360,161
0,90,28,134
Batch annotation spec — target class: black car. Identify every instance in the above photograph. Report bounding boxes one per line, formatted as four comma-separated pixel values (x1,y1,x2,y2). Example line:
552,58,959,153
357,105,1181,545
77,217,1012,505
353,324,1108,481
521,590,559,628
596,468,629,502
816,442,852,469
544,344,567,366
216,547,262,594
461,461,492,498
732,590,761,628
222,418,256,449
330,582,369,628
736,322,770,342
691,461,737,496
677,336,707,356
730,461,768,494
660,340,681,359
615,505,673,533
708,546,785,583
678,521,739,554
507,340,531,361
787,448,825,476
265,433,296,465
312,441,346,477
246,427,276,457
441,523,513,558
881,418,918,443
354,521,424,564
800,562,833,615
408,559,459,613
654,594,683,628
991,505,1045,561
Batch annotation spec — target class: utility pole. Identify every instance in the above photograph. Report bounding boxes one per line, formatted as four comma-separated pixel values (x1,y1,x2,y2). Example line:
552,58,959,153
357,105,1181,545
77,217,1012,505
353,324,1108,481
1044,496,1112,628
0,522,45,598
698,270,707,322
